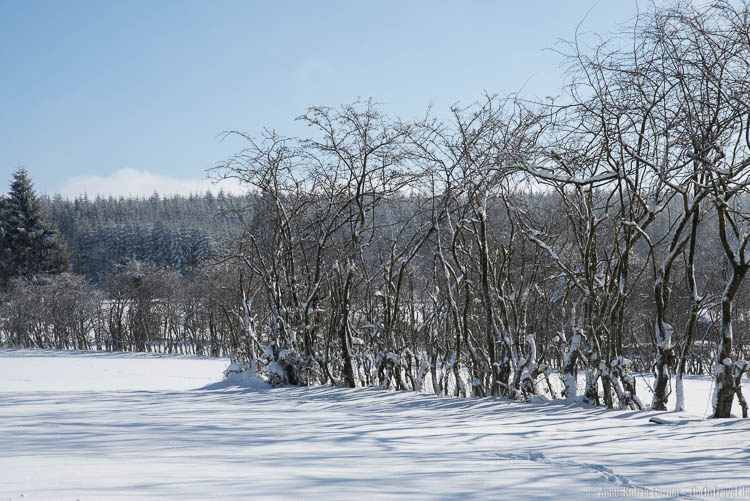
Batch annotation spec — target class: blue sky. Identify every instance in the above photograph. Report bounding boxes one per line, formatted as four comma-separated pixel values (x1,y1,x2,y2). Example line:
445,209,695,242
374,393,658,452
0,0,638,197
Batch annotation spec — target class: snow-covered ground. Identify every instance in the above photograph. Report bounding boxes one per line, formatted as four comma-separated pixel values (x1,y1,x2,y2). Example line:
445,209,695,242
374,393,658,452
1,350,749,500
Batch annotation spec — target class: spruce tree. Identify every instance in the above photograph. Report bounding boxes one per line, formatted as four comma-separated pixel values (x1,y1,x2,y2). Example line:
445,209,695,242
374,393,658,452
0,168,69,285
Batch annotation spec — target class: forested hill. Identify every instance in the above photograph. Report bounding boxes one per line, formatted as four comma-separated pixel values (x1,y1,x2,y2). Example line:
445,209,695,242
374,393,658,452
41,191,250,277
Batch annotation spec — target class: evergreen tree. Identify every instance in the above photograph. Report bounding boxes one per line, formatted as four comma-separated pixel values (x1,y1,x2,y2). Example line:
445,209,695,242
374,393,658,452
0,168,69,285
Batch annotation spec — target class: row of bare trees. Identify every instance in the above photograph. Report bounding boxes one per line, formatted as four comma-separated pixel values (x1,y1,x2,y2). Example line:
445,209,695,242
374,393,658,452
210,2,750,417
0,263,252,359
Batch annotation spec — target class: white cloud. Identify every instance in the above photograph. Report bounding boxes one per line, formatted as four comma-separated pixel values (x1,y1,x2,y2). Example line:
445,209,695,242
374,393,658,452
56,168,246,199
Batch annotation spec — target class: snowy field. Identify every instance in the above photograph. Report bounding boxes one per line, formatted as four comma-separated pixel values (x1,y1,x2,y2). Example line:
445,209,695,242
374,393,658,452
1,350,750,500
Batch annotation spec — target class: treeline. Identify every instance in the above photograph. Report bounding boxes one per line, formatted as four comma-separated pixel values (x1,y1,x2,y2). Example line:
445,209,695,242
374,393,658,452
44,190,239,231
41,192,251,277
69,224,211,275
2,1,750,419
